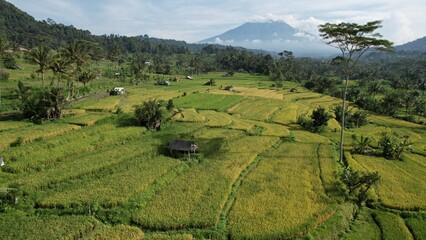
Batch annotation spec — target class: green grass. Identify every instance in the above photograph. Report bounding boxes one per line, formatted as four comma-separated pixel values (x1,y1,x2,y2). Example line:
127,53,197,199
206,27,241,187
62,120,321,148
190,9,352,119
39,155,180,207
62,112,112,126
373,211,413,240
405,218,426,240
0,214,99,240
342,208,381,240
1,123,144,173
85,224,144,240
0,122,81,150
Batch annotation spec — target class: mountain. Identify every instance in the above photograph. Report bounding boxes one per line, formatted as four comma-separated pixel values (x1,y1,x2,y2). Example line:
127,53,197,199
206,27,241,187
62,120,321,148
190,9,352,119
396,36,426,52
199,21,337,57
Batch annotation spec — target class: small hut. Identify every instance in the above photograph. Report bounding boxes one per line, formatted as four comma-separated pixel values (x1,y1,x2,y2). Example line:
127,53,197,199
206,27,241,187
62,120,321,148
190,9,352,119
168,140,198,158
0,157,4,167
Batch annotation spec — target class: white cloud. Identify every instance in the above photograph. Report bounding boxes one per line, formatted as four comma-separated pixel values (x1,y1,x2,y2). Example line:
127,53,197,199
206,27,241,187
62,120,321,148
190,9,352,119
5,0,426,44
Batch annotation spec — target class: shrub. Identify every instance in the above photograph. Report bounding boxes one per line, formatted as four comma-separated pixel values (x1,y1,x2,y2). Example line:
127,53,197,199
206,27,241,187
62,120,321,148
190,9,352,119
0,68,9,81
333,105,368,128
134,99,164,130
378,133,411,160
17,82,66,120
298,107,331,133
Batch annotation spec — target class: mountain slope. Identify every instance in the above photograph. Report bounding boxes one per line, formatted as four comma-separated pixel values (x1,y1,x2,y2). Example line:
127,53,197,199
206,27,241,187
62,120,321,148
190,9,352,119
199,21,336,56
396,36,426,52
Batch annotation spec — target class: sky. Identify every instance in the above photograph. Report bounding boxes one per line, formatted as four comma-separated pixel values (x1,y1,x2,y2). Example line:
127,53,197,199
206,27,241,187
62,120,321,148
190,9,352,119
6,0,426,45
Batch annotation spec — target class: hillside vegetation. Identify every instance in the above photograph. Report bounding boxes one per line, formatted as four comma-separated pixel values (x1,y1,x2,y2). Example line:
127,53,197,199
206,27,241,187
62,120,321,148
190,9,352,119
0,68,425,239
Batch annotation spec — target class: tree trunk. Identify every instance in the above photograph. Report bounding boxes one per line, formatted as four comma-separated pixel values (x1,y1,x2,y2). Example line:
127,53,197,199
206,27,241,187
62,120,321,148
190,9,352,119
41,71,45,88
339,75,350,164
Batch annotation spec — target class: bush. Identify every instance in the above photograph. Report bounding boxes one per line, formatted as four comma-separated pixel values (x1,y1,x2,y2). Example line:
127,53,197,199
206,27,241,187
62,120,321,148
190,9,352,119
298,107,331,133
134,99,164,130
17,82,66,120
333,105,368,128
378,133,411,160
0,68,9,81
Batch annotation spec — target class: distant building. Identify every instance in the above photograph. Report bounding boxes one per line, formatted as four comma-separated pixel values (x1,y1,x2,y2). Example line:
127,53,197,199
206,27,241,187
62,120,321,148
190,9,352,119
113,87,125,94
168,140,198,158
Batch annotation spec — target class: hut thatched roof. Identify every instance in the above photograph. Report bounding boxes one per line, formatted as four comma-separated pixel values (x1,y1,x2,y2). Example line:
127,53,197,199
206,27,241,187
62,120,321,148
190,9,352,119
168,140,198,152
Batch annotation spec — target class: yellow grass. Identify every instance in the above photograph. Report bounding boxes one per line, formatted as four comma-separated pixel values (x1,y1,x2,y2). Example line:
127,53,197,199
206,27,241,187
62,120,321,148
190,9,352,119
228,98,281,121
199,110,233,127
0,123,81,150
228,143,335,239
353,154,426,210
172,108,206,122
82,95,122,112
292,130,331,144
133,135,279,229
63,112,112,126
210,87,283,100
0,121,32,132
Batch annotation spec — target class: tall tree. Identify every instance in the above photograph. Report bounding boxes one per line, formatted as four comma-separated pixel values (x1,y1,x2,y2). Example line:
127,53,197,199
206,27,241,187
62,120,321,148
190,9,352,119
319,20,393,163
25,45,54,88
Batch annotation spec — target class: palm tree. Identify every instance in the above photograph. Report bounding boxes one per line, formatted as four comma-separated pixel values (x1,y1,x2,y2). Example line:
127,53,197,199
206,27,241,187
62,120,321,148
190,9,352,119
50,52,71,86
26,45,53,88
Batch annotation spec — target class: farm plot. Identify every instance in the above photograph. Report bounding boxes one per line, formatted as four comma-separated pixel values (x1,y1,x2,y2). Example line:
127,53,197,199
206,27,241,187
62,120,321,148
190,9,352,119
62,112,112,126
228,98,282,121
199,110,233,127
172,108,206,123
272,102,309,125
1,124,144,173
120,88,181,113
405,218,426,240
133,134,279,230
210,87,283,100
173,93,245,112
0,120,32,132
373,211,413,240
369,114,424,129
0,122,80,150
228,142,335,239
0,215,99,240
39,155,180,208
282,91,324,102
79,95,122,112
13,136,161,190
342,208,381,240
85,225,144,240
353,154,426,210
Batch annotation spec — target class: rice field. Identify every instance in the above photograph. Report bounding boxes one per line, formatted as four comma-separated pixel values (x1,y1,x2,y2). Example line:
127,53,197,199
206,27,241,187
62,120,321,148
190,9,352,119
227,98,281,121
210,87,284,100
352,154,426,210
132,134,279,229
373,211,413,240
228,142,335,239
39,155,180,207
62,112,112,126
1,72,425,239
171,108,207,123
173,93,245,112
0,120,32,132
199,110,233,127
0,122,81,150
341,208,381,240
1,124,144,173
0,215,99,240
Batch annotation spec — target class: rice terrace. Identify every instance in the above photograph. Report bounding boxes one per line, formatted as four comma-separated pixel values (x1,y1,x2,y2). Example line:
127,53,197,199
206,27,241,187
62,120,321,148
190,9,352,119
1,0,426,239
